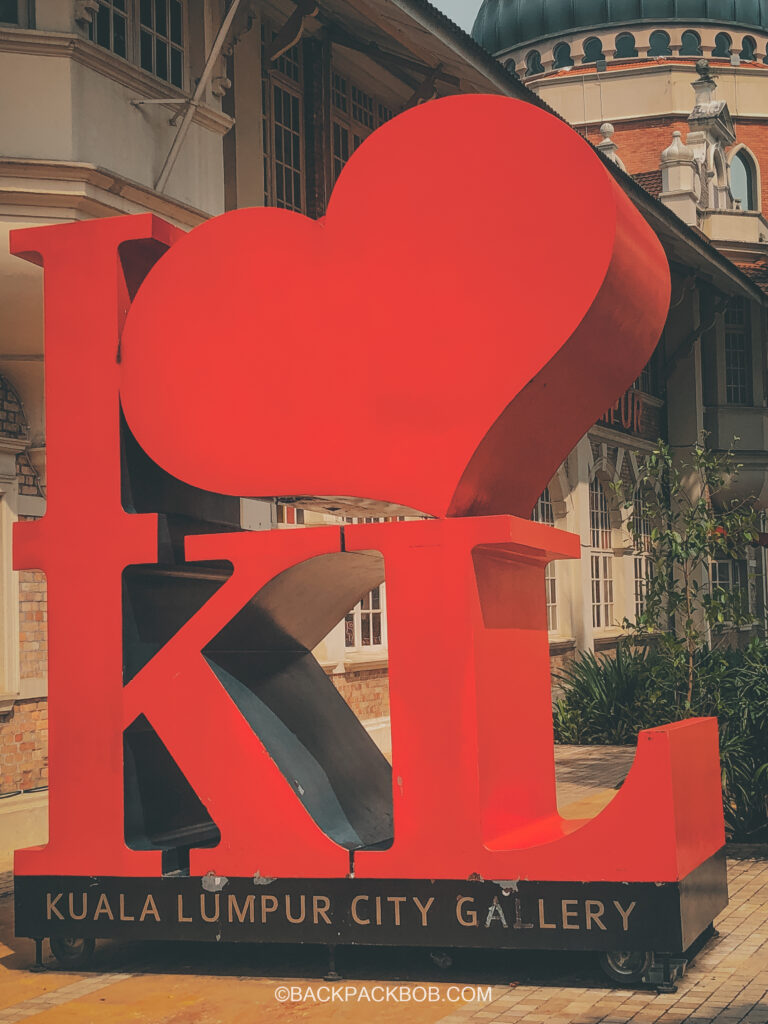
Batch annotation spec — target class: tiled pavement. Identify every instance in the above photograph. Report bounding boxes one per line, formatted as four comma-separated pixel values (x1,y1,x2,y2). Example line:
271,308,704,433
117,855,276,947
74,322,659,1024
435,746,768,1024
0,746,765,1023
437,852,768,1024
554,745,635,815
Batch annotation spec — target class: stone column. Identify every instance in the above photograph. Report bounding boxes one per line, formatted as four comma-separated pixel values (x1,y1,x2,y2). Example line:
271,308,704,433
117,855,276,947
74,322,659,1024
569,436,595,654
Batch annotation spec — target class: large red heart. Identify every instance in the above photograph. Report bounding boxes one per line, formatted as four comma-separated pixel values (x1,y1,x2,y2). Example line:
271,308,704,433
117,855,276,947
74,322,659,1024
120,95,669,518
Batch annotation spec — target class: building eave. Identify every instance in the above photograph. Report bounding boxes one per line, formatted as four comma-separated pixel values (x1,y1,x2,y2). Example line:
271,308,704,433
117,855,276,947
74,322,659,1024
382,0,554,109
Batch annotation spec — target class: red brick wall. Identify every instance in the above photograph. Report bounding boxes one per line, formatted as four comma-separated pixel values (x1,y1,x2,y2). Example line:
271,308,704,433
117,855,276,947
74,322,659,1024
0,698,48,794
18,569,47,683
329,655,576,723
551,647,578,675
15,451,44,499
585,116,691,175
0,376,28,440
584,114,768,213
329,668,390,722
17,513,48,687
0,377,49,796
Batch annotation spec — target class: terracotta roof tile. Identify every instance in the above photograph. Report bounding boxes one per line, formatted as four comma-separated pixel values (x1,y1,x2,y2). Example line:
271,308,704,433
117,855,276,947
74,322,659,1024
633,170,663,198
733,260,768,293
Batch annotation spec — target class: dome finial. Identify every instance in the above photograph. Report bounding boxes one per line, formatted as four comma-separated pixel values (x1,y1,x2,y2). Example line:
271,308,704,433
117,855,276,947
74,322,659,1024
695,58,716,84
661,131,695,164
691,56,723,114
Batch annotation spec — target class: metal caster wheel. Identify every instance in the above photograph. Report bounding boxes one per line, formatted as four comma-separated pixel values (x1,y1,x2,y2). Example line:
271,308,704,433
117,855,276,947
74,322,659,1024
49,936,96,970
429,950,453,970
598,950,653,985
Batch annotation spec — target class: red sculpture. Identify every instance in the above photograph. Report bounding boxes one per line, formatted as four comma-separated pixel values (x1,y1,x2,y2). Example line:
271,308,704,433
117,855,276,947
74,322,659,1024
119,95,668,520
11,96,726,973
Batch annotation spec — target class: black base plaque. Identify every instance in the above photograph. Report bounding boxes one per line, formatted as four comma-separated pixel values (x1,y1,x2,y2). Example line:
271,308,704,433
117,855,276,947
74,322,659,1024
14,849,727,956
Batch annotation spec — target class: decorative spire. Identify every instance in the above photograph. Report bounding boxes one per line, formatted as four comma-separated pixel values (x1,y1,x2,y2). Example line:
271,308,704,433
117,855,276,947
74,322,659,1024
661,131,695,165
688,57,735,148
660,131,699,228
691,58,721,114
596,123,626,170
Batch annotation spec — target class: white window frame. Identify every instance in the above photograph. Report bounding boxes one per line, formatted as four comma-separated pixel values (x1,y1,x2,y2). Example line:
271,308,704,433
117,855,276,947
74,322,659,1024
728,145,762,213
589,477,615,630
87,0,187,90
0,491,21,705
262,26,306,213
531,487,558,633
724,298,751,407
710,558,752,622
345,583,388,652
275,504,305,526
342,516,390,653
331,71,394,184
632,492,654,620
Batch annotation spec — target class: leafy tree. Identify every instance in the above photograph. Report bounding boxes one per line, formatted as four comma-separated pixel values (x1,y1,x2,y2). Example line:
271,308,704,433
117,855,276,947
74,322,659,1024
554,436,768,838
553,639,768,839
614,437,762,705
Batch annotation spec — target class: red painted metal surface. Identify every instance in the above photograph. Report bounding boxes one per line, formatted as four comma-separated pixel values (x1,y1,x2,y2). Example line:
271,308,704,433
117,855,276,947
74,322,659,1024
119,95,670,520
346,518,724,882
10,95,725,886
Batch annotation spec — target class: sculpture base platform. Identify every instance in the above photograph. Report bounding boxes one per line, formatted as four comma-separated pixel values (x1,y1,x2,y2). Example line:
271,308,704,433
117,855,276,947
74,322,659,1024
15,848,727,958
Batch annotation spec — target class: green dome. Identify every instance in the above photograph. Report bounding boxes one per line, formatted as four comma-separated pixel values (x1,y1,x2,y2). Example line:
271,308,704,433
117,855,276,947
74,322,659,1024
472,0,768,53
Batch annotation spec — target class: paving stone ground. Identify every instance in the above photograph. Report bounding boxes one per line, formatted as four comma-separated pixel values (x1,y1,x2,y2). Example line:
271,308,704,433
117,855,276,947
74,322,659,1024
0,746,765,1023
554,745,634,815
437,851,768,1024
434,745,768,1024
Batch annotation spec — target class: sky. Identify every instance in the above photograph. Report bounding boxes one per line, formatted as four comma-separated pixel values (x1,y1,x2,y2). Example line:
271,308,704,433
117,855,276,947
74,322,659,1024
431,0,479,33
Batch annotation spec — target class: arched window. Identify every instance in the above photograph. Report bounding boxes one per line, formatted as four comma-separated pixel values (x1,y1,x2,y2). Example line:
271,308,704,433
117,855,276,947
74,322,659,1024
582,36,605,63
589,477,614,629
632,492,654,620
525,50,544,75
740,36,757,60
680,30,702,56
614,32,638,58
553,42,573,69
730,149,758,210
532,487,554,526
713,32,732,57
532,488,557,631
648,30,672,56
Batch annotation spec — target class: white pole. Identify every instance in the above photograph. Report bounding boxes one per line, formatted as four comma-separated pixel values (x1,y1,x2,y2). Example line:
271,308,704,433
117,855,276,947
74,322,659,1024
155,0,244,193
